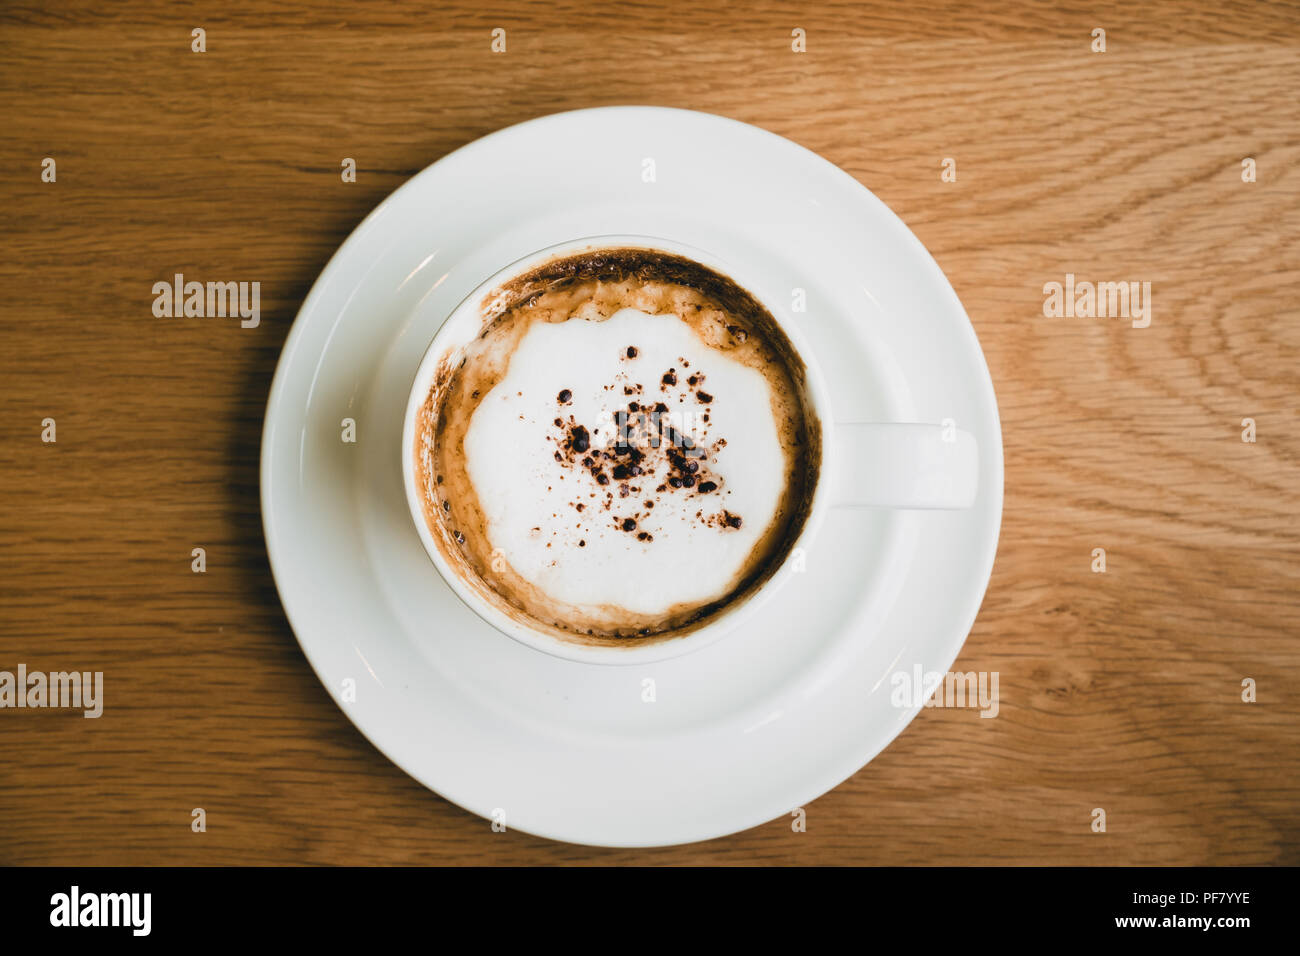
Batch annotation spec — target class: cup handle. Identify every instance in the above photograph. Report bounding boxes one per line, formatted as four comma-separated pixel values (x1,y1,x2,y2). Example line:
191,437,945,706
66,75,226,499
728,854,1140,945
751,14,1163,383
830,422,979,509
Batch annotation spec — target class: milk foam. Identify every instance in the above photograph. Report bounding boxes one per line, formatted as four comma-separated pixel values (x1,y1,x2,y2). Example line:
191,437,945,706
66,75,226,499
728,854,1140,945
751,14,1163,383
464,308,786,617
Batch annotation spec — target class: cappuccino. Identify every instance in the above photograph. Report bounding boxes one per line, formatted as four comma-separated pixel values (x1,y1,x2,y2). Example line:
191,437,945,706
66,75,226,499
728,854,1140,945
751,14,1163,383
413,248,819,644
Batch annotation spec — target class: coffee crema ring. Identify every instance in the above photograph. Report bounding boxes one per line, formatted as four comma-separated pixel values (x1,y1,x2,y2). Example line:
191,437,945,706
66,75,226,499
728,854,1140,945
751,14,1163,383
414,247,821,646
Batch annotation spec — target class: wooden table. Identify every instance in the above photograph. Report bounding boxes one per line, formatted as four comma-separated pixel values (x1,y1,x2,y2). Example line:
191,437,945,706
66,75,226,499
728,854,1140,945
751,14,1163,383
2,0,1297,865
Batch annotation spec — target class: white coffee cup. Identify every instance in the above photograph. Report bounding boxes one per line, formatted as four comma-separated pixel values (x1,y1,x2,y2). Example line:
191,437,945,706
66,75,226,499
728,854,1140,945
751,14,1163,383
402,235,978,665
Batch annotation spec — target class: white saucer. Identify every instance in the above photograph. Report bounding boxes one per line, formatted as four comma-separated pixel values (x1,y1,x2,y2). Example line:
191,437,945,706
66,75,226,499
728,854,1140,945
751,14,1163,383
261,106,1003,847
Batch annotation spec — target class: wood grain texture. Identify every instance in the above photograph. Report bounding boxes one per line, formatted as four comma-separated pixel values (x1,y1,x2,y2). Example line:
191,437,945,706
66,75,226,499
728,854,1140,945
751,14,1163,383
1,0,1297,865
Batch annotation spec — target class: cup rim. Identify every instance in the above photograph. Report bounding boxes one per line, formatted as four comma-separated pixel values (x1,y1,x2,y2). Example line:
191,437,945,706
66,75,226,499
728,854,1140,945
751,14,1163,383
400,233,833,665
